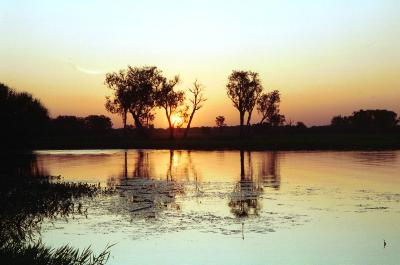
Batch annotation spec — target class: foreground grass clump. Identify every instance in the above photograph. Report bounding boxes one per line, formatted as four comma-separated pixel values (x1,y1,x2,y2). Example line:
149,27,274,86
0,154,113,264
0,242,112,265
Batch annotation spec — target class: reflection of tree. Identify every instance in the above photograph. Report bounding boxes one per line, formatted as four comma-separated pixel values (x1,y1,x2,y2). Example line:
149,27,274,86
110,150,183,218
229,151,281,217
229,151,262,217
132,150,152,179
258,152,280,190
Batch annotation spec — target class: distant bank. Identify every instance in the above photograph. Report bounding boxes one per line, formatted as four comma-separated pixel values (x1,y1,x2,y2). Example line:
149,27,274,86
31,131,400,151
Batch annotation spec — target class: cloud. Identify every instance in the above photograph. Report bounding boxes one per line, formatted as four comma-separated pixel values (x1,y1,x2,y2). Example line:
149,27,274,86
74,65,104,75
64,59,104,75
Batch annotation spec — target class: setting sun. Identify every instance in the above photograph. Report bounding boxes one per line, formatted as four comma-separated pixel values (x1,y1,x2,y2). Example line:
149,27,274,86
170,113,184,128
1,1,400,264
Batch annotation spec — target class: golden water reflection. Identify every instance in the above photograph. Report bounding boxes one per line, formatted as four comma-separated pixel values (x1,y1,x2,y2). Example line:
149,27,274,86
35,150,400,265
106,150,281,218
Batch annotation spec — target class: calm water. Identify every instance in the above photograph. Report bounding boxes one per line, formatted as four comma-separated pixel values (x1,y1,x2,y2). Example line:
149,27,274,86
33,149,400,265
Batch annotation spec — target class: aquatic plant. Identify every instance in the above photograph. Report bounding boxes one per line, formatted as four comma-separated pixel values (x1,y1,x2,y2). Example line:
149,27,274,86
0,154,114,264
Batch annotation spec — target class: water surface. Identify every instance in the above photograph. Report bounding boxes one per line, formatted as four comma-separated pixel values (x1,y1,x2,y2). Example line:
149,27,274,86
34,150,400,265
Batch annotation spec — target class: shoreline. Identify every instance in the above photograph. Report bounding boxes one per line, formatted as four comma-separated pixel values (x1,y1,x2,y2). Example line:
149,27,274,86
29,132,400,151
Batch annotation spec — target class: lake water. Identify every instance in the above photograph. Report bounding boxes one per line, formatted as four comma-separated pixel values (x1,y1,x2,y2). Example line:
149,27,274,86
33,149,400,265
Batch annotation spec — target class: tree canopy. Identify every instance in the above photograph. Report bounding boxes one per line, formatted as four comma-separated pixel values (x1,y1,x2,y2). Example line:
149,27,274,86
226,70,263,137
0,83,49,147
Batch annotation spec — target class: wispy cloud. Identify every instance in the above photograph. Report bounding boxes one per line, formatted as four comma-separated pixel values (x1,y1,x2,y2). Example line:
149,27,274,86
64,59,105,75
73,65,104,75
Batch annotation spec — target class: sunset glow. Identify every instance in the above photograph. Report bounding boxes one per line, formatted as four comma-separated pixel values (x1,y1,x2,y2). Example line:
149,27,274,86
0,0,399,128
171,113,184,128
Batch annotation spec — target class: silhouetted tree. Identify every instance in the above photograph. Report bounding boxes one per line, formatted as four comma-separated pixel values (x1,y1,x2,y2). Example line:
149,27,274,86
226,70,263,137
270,114,286,127
155,76,186,139
257,90,282,125
52,116,86,134
125,66,164,130
0,83,49,147
51,115,112,135
351,109,398,129
296,121,307,129
105,71,131,134
331,109,398,130
183,80,207,138
85,115,112,133
105,66,164,133
331,115,350,128
215,115,226,131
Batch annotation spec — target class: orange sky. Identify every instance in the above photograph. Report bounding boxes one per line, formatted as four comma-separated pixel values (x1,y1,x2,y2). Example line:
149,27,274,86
1,0,399,128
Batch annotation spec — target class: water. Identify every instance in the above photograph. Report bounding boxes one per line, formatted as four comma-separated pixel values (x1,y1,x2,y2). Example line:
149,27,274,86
32,150,400,264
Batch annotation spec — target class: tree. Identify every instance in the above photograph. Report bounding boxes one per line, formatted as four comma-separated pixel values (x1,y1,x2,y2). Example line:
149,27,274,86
331,109,399,130
85,115,112,133
155,76,186,139
105,70,130,134
257,90,282,126
351,109,398,129
104,66,164,133
215,116,226,131
226,70,263,137
125,66,164,129
52,116,85,134
270,114,286,127
331,115,350,128
183,80,207,138
0,83,49,146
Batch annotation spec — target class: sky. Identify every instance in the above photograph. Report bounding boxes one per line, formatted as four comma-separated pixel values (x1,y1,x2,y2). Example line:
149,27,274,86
0,0,399,128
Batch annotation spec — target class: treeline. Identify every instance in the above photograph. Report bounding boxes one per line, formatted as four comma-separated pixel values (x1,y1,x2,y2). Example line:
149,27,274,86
51,115,112,135
1,75,400,149
103,66,285,139
104,66,206,139
1,83,115,149
331,109,399,131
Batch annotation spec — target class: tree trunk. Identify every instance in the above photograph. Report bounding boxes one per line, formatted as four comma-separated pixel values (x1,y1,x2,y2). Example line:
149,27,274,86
239,111,245,138
132,115,143,129
246,110,253,136
130,111,148,138
167,116,174,140
183,109,195,139
122,111,127,137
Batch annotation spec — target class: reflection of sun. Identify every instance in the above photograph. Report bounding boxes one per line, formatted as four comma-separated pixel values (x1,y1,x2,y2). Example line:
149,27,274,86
171,113,183,127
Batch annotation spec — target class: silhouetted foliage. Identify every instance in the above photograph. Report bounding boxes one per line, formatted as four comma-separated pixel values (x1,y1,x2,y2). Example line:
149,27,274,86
51,115,112,135
331,109,399,131
0,83,49,148
296,121,307,129
257,90,285,126
226,71,263,137
155,75,186,139
183,80,207,138
85,115,113,133
215,115,226,131
52,115,86,134
105,66,164,132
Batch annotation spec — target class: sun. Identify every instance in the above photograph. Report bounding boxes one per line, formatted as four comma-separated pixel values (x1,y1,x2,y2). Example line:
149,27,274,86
171,113,184,128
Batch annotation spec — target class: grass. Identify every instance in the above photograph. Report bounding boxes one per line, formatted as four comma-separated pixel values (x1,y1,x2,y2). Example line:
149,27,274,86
0,154,115,264
0,242,113,265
